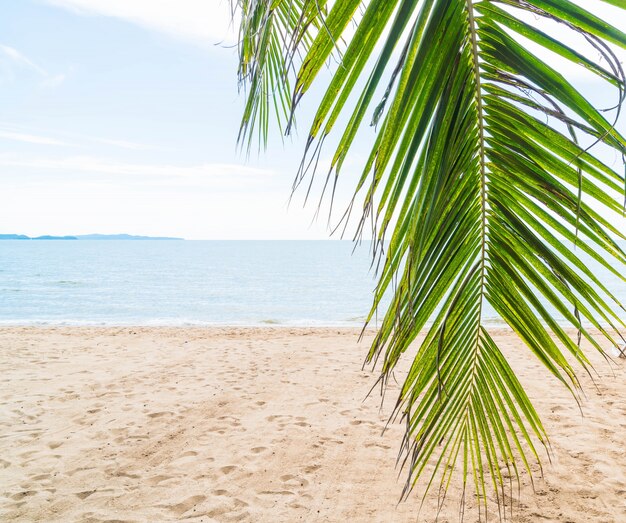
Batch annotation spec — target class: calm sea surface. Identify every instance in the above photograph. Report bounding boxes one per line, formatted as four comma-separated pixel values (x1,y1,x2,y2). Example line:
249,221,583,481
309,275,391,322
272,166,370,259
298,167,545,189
0,240,624,326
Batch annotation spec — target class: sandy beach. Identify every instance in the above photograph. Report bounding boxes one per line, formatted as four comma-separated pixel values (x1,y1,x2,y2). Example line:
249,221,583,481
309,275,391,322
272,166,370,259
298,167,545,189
1,327,625,522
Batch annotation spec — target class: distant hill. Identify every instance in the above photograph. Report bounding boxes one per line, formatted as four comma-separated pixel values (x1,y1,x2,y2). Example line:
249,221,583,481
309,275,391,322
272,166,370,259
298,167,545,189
34,235,78,240
0,234,30,240
1,233,184,240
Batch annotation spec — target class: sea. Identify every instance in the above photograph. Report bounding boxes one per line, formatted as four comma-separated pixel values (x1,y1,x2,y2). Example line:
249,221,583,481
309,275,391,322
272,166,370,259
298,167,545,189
0,240,624,327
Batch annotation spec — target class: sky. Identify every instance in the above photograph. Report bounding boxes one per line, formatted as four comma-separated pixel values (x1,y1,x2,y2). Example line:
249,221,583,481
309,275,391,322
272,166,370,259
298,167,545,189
0,0,624,239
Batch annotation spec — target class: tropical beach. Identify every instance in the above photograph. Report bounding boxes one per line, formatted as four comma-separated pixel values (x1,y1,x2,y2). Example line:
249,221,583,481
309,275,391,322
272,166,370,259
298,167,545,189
3,0,626,521
1,326,625,522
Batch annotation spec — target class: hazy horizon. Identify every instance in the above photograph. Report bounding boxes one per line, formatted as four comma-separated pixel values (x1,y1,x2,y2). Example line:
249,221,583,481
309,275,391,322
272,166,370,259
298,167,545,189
0,232,364,241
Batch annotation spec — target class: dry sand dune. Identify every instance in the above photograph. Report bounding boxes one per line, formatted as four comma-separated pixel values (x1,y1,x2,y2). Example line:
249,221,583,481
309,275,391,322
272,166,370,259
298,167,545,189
1,327,625,522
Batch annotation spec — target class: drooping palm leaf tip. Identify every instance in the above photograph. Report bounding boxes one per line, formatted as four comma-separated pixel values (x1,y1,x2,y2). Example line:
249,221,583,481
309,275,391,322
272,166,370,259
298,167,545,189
235,0,626,518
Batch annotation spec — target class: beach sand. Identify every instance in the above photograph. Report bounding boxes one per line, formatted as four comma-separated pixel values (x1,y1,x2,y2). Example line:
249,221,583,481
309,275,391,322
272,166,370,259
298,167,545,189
1,327,625,522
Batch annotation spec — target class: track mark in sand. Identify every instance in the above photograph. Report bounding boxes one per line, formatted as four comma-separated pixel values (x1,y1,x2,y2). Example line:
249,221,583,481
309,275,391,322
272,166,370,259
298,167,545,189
217,415,241,424
75,490,96,500
220,465,237,475
319,436,344,445
206,498,250,519
66,466,96,477
147,411,174,419
265,414,311,430
109,470,140,479
164,494,207,516
210,415,246,433
364,441,391,450
288,502,310,510
0,459,10,468
280,474,309,488
251,446,268,454
266,415,290,423
170,450,200,466
349,419,379,431
257,490,295,496
31,473,52,481
147,474,175,486
10,490,37,500
18,450,38,460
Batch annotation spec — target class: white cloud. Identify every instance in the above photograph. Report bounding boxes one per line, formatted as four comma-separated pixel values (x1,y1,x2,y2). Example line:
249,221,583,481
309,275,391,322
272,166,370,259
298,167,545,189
0,123,159,151
44,0,237,47
91,137,154,150
0,130,72,146
0,44,48,76
0,154,274,182
0,44,66,87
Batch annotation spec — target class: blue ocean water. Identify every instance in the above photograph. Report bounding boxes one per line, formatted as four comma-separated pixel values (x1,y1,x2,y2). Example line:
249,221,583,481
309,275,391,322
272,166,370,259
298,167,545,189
0,241,383,326
0,240,624,326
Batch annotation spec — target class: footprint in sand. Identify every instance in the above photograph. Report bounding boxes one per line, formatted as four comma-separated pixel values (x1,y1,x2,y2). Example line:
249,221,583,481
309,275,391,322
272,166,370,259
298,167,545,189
30,473,52,481
66,466,96,477
164,494,207,516
280,474,309,488
319,436,344,445
266,415,290,423
170,450,199,466
257,490,295,497
206,498,250,520
148,474,176,486
242,447,269,462
364,441,391,450
147,411,174,419
217,415,242,425
74,490,97,500
10,491,37,501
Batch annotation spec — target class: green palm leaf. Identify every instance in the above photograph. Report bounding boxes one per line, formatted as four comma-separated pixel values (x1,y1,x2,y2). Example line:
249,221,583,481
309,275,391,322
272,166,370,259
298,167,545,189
234,0,626,515
235,0,340,152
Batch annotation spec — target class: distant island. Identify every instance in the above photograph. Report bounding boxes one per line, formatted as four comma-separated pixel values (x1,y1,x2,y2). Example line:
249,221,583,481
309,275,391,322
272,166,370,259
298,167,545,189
0,233,184,240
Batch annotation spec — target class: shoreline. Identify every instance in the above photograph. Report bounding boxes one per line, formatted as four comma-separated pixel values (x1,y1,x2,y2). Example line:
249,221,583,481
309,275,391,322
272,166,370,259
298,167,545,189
0,318,560,330
2,326,625,522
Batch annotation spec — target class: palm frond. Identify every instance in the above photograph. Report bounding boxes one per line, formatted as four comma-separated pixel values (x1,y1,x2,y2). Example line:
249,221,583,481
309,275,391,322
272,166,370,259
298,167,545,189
235,0,626,516
234,0,338,151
